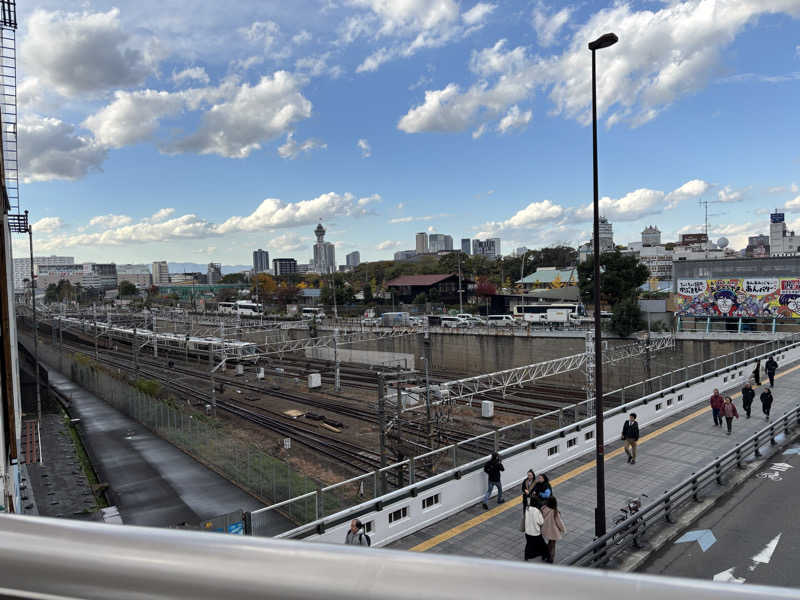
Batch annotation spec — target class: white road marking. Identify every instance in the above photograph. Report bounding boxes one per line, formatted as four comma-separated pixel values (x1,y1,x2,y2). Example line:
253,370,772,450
769,463,794,472
750,533,782,571
713,567,745,583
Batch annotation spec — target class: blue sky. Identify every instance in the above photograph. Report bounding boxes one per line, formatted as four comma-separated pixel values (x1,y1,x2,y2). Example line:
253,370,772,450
13,0,800,267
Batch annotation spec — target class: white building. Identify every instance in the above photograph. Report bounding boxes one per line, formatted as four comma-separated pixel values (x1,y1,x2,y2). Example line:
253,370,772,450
207,262,222,284
13,255,74,290
116,264,152,289
428,234,453,253
472,238,501,259
579,217,615,262
415,232,428,254
641,225,661,246
312,224,336,274
346,251,360,268
769,211,798,255
152,261,170,285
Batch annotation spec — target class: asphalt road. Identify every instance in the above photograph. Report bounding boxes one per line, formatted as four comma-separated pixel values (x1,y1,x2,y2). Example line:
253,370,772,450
643,438,800,589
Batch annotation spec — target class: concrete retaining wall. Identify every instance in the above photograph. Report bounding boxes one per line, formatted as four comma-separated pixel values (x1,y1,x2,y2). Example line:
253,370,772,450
305,347,415,370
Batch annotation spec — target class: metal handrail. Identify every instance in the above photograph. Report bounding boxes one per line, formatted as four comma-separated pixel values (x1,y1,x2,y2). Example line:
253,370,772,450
566,404,800,567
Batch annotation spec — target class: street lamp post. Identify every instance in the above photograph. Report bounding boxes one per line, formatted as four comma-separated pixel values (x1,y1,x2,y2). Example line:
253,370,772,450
589,31,618,538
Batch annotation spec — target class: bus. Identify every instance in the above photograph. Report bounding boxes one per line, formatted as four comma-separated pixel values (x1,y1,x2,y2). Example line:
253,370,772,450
512,303,585,323
218,301,263,316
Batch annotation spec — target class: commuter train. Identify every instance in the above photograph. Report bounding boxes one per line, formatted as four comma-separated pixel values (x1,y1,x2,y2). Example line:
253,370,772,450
53,316,260,362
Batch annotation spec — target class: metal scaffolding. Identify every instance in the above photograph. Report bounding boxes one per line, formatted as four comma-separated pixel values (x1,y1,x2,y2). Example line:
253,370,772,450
256,327,418,356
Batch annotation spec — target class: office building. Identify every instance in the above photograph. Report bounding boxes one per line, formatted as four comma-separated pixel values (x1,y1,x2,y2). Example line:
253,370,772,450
13,255,74,291
312,224,336,274
273,258,298,276
513,247,529,258
346,251,360,268
461,238,471,255
472,238,501,259
415,232,428,254
152,261,170,285
169,272,206,285
115,264,152,289
641,225,661,247
35,264,85,289
428,234,453,253
769,211,798,255
207,262,222,284
746,234,770,258
80,263,118,290
253,249,270,273
394,250,417,262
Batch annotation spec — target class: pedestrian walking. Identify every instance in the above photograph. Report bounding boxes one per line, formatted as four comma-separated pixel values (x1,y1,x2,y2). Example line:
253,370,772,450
760,387,774,420
621,412,640,464
765,355,778,387
709,389,724,427
481,452,505,510
345,519,370,546
541,496,566,564
752,360,762,386
523,503,549,562
722,396,739,435
741,382,755,419
521,469,536,510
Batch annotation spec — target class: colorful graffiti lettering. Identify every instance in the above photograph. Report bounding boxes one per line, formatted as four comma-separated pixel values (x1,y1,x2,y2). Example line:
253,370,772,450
676,278,788,318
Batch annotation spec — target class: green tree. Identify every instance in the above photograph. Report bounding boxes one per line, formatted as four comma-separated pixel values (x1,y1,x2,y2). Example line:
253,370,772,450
216,288,238,302
362,284,374,303
220,273,247,284
119,280,137,297
609,297,645,337
44,283,58,304
577,250,649,306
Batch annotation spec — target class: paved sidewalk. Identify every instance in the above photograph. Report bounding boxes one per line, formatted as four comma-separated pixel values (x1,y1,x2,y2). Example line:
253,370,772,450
389,364,798,563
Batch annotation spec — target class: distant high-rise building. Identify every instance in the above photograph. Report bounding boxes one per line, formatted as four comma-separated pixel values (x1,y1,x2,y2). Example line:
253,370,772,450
81,263,118,289
116,264,152,289
461,238,471,255
253,249,270,273
394,250,417,261
770,210,798,255
641,225,661,247
273,258,298,276
346,251,360,267
13,255,74,291
598,217,614,252
207,262,222,284
312,224,336,273
152,261,170,285
415,232,428,254
428,234,453,253
513,247,529,258
472,238,501,259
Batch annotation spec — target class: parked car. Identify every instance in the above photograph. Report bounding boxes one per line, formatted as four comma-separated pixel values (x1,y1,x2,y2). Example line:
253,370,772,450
486,314,516,327
440,315,470,328
457,313,484,326
408,316,424,326
361,317,381,326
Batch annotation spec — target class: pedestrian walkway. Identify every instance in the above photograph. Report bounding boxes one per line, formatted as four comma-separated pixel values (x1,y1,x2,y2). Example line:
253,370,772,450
389,362,797,563
49,369,266,527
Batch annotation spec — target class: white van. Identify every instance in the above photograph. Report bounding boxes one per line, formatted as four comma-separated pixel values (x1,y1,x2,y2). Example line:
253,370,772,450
440,315,469,328
486,314,516,327
301,307,326,320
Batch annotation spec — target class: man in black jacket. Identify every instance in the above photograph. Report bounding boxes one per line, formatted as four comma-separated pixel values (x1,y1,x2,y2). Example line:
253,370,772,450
481,452,505,509
741,382,755,418
765,356,778,387
622,413,640,465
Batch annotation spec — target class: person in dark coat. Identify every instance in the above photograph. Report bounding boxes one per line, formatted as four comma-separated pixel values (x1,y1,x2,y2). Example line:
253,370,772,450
722,396,739,435
622,412,640,464
760,387,774,420
531,474,552,507
765,356,778,387
481,452,505,509
521,469,536,510
709,389,724,427
752,360,762,386
741,383,755,418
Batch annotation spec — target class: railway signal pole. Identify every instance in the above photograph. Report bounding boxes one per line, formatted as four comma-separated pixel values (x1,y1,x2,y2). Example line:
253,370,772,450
377,372,386,495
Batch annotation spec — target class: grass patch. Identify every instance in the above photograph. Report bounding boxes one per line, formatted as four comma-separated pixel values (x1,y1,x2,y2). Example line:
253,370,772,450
62,412,109,509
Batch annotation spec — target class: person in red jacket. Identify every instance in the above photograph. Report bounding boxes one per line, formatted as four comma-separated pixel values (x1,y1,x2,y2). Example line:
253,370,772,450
709,388,724,427
722,396,739,435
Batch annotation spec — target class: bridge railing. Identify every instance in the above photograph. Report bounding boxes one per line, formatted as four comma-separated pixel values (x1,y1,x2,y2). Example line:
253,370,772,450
566,402,800,568
2,514,798,600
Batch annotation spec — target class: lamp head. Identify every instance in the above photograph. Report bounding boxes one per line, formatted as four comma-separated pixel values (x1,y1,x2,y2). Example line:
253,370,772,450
588,32,618,51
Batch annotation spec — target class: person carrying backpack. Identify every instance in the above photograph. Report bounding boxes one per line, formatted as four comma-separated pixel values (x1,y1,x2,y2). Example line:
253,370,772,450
760,387,774,421
765,356,778,387
481,452,505,509
741,382,755,418
345,519,371,546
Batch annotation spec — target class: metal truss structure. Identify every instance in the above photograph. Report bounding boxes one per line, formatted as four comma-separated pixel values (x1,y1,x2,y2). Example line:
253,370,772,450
256,328,418,356
405,334,675,408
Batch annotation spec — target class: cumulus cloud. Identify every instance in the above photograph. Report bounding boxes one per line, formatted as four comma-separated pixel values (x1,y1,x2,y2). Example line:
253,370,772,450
278,132,327,159
89,214,133,229
31,217,63,234
770,183,799,194
785,195,800,211
377,240,404,250
22,8,156,98
477,200,565,236
269,232,307,252
398,2,800,134
717,185,746,203
19,115,108,183
531,2,573,47
388,213,452,224
575,189,666,222
497,105,532,133
148,208,176,223
172,67,210,86
357,138,372,158
665,179,712,208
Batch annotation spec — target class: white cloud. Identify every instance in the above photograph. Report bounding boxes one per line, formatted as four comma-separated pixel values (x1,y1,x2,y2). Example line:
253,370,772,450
22,8,156,98
172,67,210,86
19,115,108,183
89,214,133,229
165,72,312,158
149,208,176,223
497,105,532,133
240,20,290,59
785,195,800,211
376,240,404,250
769,183,799,194
477,200,565,235
396,202,405,209
357,138,372,158
463,3,496,26
269,232,307,252
83,89,185,148
531,2,573,47
292,30,312,45
295,53,344,78
278,132,327,159
472,124,487,139
665,179,712,208
31,217,63,234
717,186,746,203
575,189,666,222
388,213,452,224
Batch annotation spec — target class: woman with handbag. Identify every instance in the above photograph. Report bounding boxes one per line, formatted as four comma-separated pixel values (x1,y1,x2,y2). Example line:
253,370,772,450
541,497,566,563
523,502,549,562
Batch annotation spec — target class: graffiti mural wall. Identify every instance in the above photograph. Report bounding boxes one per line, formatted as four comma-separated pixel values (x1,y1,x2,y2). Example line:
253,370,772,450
676,278,800,318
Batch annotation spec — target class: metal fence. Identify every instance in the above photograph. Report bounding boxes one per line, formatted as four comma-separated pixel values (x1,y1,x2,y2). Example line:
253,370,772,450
32,340,319,526
566,403,800,568
253,333,798,533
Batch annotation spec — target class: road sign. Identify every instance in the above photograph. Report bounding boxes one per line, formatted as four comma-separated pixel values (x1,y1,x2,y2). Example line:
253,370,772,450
283,438,291,450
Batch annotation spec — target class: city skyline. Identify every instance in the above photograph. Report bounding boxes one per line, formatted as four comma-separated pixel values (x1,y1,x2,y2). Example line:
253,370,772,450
12,1,800,265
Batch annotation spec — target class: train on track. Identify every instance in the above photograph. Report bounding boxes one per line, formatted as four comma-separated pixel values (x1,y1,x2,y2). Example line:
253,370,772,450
53,316,260,362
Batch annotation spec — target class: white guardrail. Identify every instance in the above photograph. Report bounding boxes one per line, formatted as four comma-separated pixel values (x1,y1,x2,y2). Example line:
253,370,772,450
267,336,799,548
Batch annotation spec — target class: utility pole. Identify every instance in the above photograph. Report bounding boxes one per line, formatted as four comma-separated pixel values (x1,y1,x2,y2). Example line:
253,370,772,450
153,311,158,358
424,322,432,441
333,328,341,392
457,255,464,314
93,304,98,360
133,327,139,374
377,372,387,495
